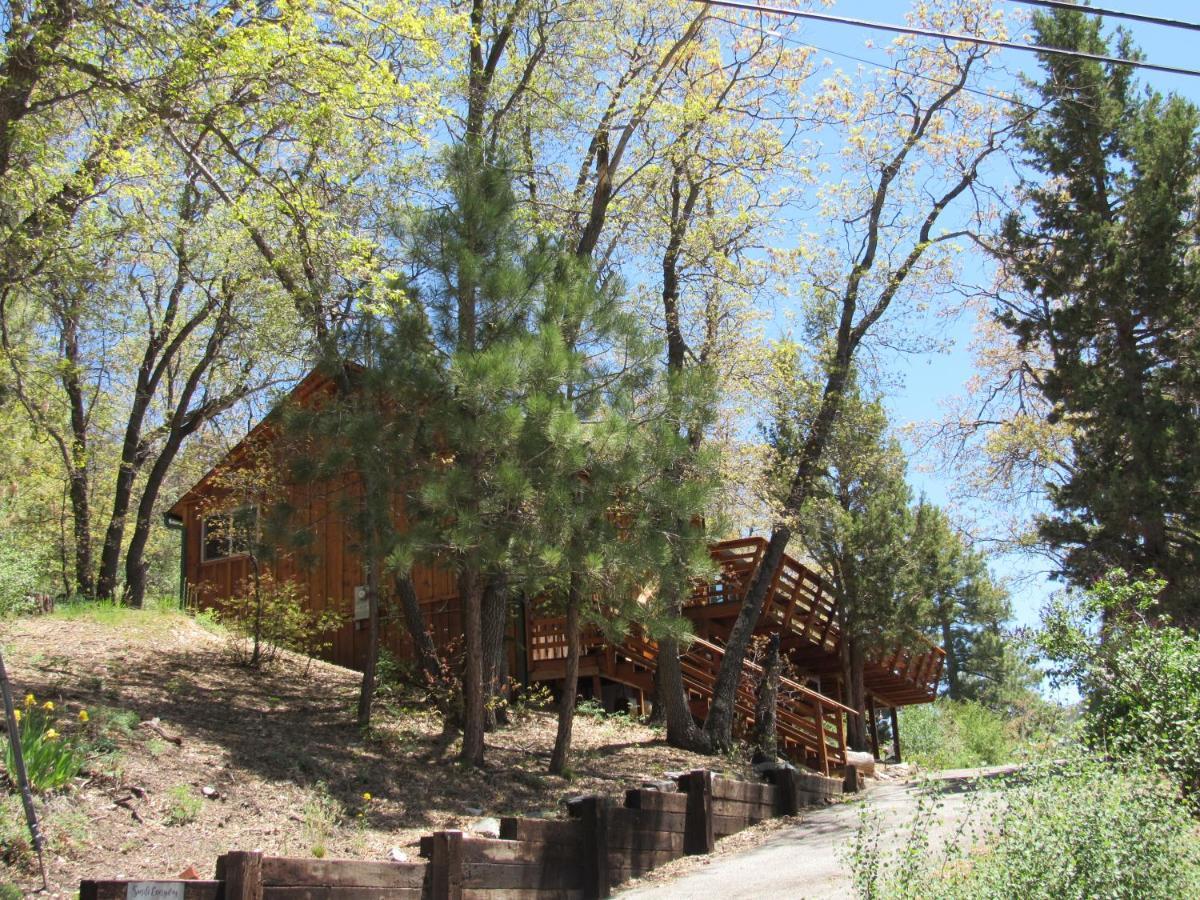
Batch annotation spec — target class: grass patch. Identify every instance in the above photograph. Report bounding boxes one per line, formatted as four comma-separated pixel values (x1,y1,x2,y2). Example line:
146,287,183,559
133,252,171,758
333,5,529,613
49,597,186,632
0,795,31,866
300,784,342,858
163,785,202,826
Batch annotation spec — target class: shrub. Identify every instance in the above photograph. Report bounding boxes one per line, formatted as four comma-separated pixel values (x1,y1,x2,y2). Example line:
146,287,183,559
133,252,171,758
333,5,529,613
899,699,1013,770
849,756,1200,899
3,695,84,792
0,534,43,618
1036,570,1200,798
511,682,554,720
220,572,343,669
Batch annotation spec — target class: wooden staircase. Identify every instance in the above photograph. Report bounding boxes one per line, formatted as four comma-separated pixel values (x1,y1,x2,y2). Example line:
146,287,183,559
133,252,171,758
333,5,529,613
619,631,851,774
689,538,945,707
523,536,946,775
527,615,851,774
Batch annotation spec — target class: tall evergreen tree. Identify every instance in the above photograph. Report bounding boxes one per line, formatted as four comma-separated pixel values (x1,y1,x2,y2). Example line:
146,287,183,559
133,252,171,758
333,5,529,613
999,10,1200,620
909,502,1033,708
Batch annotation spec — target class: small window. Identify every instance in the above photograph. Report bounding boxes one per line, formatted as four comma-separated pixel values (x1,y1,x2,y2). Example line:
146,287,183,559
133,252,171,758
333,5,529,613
201,506,257,562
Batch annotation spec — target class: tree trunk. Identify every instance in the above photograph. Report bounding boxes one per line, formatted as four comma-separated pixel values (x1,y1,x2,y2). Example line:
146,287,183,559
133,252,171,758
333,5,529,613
123,341,242,609
122,426,189,608
459,567,486,767
753,633,781,760
482,573,509,729
645,663,665,725
658,636,710,752
395,572,441,684
249,555,263,668
549,574,582,775
357,553,382,729
846,637,869,754
939,611,961,700
60,308,93,598
705,337,857,749
704,526,790,749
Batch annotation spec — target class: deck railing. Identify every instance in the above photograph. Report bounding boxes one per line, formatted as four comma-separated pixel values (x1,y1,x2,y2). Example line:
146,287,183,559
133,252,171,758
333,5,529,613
692,537,944,702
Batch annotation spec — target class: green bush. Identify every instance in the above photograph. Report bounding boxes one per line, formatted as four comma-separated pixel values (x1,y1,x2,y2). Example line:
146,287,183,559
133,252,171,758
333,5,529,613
220,571,343,668
899,699,1013,770
849,757,1200,899
1036,570,1200,797
0,534,43,617
3,695,84,792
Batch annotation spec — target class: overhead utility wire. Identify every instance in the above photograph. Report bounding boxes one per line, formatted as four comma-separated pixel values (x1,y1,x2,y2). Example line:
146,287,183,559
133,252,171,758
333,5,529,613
711,14,1040,111
692,0,1200,78
1004,1,1200,33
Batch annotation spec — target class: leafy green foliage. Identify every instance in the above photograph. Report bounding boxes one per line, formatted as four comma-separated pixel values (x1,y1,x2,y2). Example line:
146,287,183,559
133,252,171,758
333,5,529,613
220,573,343,669
898,700,1014,770
0,530,43,617
849,757,1200,899
3,695,84,793
1035,570,1200,797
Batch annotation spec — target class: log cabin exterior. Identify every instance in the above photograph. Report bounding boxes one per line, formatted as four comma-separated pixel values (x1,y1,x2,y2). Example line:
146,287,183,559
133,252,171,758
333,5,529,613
168,369,944,771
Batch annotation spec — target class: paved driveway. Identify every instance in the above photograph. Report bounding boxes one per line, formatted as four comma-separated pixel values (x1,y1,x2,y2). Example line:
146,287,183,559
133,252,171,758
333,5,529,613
617,766,1019,900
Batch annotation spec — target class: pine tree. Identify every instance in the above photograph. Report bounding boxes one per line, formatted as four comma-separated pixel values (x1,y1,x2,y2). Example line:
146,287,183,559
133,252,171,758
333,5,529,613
909,502,1034,708
999,10,1200,620
517,255,713,775
282,299,443,729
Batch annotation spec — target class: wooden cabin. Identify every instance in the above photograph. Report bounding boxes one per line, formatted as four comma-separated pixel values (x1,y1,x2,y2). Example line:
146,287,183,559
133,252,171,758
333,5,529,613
168,368,944,772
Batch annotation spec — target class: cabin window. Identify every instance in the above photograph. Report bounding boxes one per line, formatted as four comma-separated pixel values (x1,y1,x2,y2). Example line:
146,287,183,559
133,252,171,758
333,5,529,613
201,506,257,562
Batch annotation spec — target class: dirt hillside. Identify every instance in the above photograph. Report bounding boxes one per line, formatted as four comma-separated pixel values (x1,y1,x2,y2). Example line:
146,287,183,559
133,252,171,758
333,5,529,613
0,607,745,897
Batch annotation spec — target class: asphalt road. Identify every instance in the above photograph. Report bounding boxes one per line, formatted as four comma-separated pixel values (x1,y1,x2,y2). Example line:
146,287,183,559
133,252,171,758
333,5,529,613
617,766,1019,900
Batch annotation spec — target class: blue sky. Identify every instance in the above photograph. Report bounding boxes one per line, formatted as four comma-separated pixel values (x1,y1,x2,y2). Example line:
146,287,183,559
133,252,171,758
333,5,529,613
786,2,1200,631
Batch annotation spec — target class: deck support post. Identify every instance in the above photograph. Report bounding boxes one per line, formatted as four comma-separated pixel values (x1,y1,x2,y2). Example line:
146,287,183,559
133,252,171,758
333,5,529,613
890,706,901,762
866,693,880,760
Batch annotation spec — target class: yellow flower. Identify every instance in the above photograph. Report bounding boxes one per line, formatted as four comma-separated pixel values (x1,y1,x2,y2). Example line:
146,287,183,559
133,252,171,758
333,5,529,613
43,729,59,741
42,701,54,712
13,709,20,724
23,694,34,709
362,792,372,801
78,709,89,723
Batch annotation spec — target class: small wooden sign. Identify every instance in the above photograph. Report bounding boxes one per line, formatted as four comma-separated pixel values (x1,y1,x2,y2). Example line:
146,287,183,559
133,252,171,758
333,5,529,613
126,883,186,900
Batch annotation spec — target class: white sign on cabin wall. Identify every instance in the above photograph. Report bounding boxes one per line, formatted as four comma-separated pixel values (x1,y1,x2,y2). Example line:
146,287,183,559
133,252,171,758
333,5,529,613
126,883,186,900
354,585,369,621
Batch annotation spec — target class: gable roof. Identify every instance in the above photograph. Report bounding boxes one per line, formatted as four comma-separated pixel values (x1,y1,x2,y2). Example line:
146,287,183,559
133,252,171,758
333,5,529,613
167,367,338,517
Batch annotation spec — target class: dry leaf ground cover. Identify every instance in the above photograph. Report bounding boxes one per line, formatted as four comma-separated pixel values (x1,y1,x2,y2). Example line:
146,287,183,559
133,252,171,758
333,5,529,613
0,605,753,897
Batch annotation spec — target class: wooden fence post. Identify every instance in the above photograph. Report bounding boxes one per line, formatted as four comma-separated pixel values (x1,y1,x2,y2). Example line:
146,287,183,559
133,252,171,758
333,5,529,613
215,850,263,900
683,769,714,855
431,830,464,900
569,795,610,900
766,766,800,816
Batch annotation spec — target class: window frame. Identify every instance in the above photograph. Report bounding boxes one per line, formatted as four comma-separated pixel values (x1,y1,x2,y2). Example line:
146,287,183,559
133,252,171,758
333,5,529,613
200,505,258,564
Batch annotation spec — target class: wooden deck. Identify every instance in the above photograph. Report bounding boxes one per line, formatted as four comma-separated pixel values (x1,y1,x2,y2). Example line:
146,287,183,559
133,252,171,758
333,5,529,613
524,537,946,773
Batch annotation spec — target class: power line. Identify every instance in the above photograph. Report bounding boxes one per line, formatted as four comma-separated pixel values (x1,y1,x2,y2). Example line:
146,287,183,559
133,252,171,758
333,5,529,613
1004,1,1200,33
693,0,1200,79
712,14,1040,112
